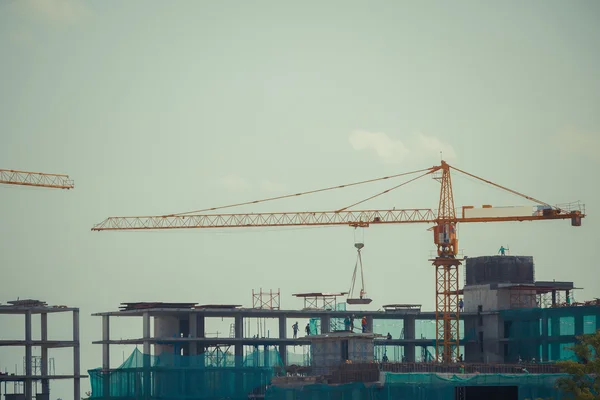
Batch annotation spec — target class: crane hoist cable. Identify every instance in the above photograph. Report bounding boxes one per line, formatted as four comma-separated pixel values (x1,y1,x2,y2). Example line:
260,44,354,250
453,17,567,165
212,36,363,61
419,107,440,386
347,229,372,305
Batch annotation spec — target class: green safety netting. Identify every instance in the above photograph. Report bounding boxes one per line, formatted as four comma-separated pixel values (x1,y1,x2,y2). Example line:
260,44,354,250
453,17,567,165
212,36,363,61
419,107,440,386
266,373,568,400
500,305,599,363
88,348,283,399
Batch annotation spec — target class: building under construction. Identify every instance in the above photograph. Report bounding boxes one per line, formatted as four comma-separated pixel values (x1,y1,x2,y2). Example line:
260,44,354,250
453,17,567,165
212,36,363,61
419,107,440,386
87,255,599,400
0,300,83,400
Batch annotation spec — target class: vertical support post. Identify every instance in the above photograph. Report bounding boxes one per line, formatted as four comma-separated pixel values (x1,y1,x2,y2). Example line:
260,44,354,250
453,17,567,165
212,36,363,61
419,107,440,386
41,313,49,395
189,313,198,355
575,313,584,336
234,315,243,363
404,316,416,362
73,309,81,400
142,311,151,400
278,317,287,366
143,312,151,355
25,311,32,400
366,316,374,333
321,315,331,334
550,316,561,361
102,315,110,398
541,312,549,362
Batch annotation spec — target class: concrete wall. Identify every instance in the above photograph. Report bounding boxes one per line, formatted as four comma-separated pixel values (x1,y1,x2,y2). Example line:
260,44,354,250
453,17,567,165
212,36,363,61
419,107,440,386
463,284,499,312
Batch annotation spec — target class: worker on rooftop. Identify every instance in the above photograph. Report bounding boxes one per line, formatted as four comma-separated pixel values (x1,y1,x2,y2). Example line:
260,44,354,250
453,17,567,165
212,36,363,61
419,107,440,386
361,316,367,333
305,323,310,336
292,322,299,338
498,245,508,256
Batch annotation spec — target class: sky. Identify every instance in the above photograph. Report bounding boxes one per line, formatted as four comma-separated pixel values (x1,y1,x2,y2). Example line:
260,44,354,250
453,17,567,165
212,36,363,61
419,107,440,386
1,0,599,398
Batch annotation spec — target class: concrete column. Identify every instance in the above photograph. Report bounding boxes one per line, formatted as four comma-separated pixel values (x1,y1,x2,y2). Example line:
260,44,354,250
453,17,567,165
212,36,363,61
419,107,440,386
321,315,331,334
143,312,151,355
404,317,416,362
25,311,32,400
196,315,205,338
41,313,49,395
541,314,549,362
142,312,150,400
196,315,205,356
234,315,243,367
366,316,374,333
73,310,81,400
189,313,198,355
102,315,110,398
575,314,584,336
263,345,269,366
278,317,287,365
550,316,561,360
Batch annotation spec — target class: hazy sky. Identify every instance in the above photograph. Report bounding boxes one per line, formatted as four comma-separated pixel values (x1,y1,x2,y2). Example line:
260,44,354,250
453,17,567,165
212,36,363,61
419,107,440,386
1,1,599,398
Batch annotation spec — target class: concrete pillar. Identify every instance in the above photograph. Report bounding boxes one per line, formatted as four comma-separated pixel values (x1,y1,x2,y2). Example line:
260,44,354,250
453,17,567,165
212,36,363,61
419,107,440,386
25,311,32,400
321,315,331,334
196,315,205,356
541,313,549,362
551,290,556,306
189,313,198,355
404,317,416,363
73,310,81,400
575,314,584,336
234,315,243,367
143,312,151,355
278,317,287,366
41,313,49,395
550,316,561,360
141,312,151,400
263,345,269,366
102,315,110,398
366,316,374,333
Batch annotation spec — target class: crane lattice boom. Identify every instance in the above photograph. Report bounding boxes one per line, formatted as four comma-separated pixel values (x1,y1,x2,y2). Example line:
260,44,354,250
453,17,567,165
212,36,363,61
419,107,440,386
0,169,74,189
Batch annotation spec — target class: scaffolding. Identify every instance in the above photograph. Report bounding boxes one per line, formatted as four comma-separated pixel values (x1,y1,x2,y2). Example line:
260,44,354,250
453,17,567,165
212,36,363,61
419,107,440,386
252,289,280,310
292,292,347,311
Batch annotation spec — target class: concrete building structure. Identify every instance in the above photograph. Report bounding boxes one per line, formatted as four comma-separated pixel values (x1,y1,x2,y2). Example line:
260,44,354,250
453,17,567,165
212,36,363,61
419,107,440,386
0,300,83,400
462,255,598,363
310,332,375,375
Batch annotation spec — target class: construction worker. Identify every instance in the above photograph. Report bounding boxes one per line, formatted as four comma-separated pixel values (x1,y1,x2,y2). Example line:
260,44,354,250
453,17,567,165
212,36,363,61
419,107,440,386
360,289,365,299
498,245,508,256
382,353,389,363
305,323,311,336
292,322,299,339
361,316,367,333
386,332,392,340
344,316,351,331
458,298,464,312
350,315,355,331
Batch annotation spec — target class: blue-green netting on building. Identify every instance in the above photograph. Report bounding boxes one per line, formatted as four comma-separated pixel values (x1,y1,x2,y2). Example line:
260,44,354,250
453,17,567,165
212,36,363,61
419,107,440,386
500,305,599,363
90,349,571,400
89,348,283,399
266,373,568,400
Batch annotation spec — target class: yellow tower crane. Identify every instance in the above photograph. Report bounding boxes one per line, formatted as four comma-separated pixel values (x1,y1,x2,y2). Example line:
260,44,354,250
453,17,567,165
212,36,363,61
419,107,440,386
91,161,584,362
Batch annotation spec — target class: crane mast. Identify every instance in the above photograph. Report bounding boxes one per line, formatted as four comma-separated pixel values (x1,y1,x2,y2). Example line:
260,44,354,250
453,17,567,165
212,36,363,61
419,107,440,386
432,162,461,362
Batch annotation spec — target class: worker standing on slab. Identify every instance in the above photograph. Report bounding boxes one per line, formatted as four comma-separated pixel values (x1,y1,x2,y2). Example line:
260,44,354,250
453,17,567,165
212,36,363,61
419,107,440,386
292,322,299,338
361,316,367,333
498,245,508,256
305,323,310,336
